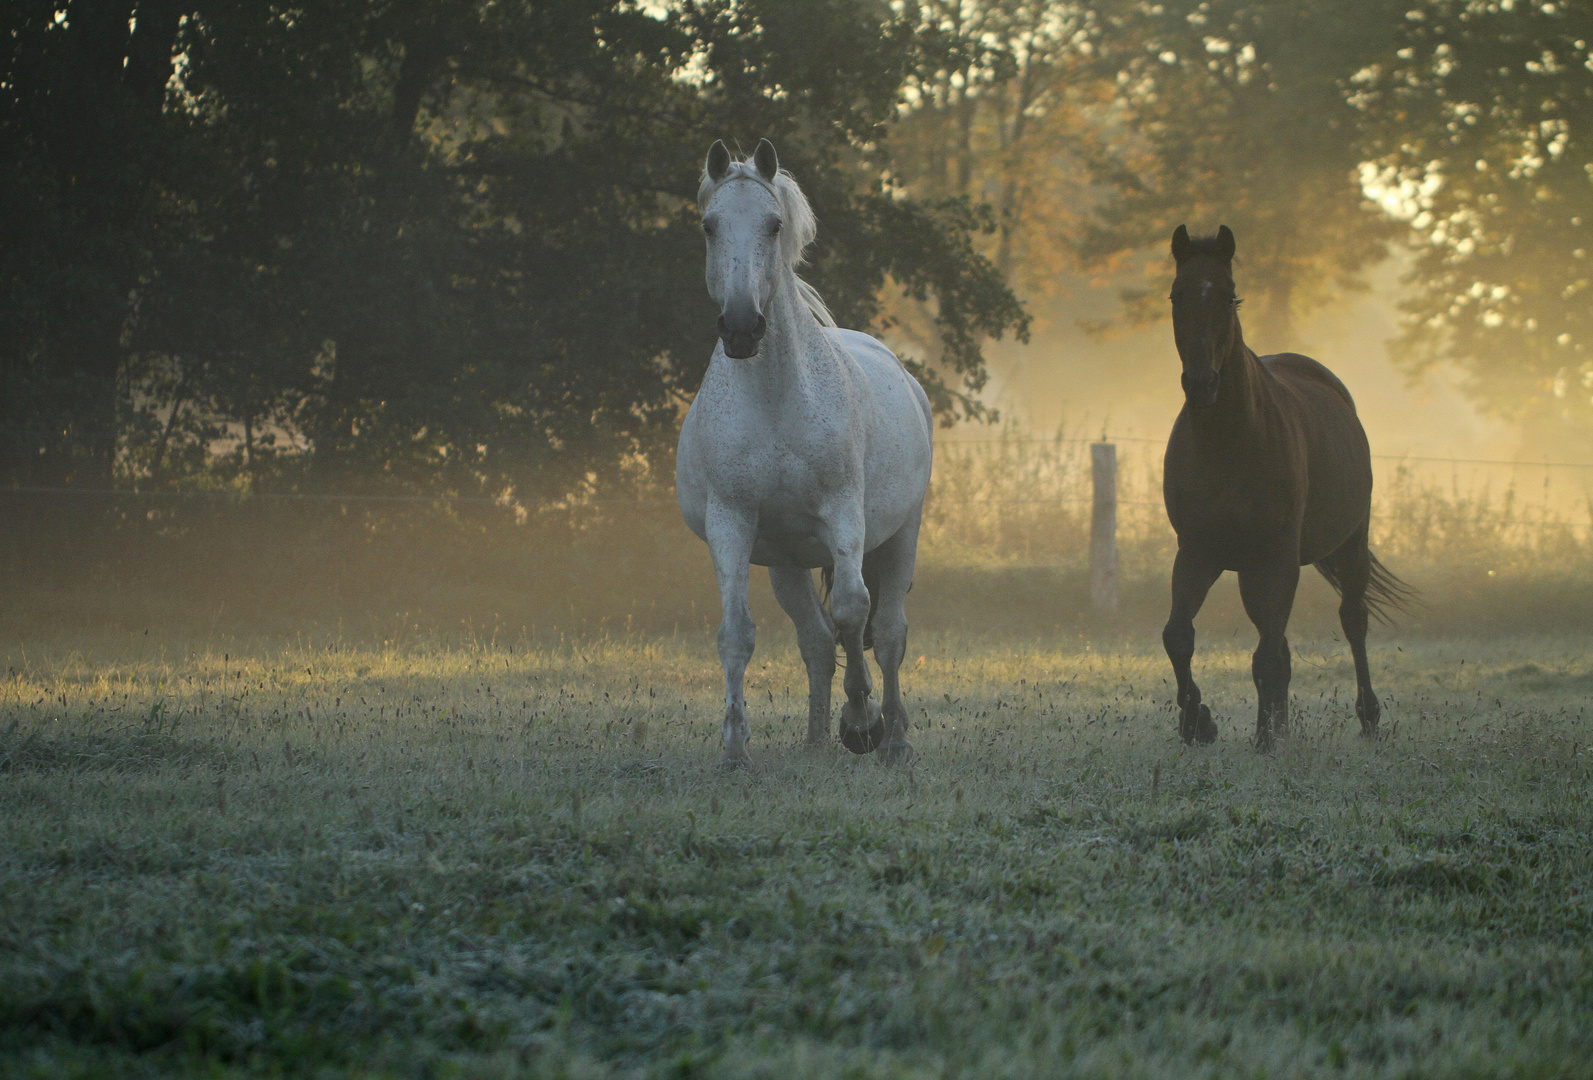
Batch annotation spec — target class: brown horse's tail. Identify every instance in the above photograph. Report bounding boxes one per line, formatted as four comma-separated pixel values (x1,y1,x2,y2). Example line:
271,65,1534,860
1363,553,1420,624
1315,551,1420,625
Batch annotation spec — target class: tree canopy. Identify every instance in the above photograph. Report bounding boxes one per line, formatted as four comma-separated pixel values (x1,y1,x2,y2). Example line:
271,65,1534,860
1357,0,1593,440
1068,0,1406,349
0,0,1028,497
10,0,1593,492
889,0,1593,445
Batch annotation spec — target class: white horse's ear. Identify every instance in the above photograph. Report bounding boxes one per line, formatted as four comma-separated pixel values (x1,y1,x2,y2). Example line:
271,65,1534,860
1171,224,1191,262
753,139,779,182
707,140,731,182
1216,224,1236,261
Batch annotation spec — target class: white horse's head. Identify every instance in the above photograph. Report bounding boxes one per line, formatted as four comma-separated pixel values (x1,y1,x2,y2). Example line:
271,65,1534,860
698,138,825,358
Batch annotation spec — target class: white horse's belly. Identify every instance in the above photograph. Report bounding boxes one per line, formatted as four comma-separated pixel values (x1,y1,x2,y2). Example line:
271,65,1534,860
750,527,831,568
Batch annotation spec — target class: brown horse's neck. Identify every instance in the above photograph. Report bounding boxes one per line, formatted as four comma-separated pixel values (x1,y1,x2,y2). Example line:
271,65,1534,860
1189,318,1272,445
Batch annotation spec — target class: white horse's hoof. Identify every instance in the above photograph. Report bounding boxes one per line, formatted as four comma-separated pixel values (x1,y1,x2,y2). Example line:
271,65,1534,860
878,739,916,767
839,696,883,754
717,750,751,771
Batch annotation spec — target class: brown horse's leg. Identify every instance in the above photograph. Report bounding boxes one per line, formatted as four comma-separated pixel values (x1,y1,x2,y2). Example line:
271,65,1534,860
1318,524,1380,737
1237,559,1300,751
1164,550,1223,745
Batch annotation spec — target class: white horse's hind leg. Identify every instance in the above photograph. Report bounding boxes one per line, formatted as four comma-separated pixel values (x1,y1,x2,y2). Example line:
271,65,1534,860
706,504,758,768
768,566,836,745
869,511,920,765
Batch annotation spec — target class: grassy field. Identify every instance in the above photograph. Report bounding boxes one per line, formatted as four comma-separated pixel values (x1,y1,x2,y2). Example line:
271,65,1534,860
3,624,1592,1078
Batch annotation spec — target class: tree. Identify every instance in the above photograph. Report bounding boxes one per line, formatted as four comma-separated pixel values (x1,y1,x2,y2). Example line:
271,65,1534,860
0,0,1028,495
0,0,190,486
1079,0,1405,349
1356,1,1593,443
888,1,1105,295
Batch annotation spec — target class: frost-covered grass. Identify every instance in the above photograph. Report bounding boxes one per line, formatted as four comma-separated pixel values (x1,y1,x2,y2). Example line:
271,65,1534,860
2,629,1591,1077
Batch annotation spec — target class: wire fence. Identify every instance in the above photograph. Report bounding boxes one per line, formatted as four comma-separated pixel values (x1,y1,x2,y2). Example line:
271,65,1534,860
920,434,1593,581
9,437,1591,513
932,436,1593,527
6,436,1592,584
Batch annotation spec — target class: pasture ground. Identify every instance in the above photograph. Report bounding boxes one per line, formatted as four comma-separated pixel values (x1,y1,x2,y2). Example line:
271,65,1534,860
2,627,1591,1078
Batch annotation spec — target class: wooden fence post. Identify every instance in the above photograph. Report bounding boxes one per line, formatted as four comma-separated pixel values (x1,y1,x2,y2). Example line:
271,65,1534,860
1090,442,1118,613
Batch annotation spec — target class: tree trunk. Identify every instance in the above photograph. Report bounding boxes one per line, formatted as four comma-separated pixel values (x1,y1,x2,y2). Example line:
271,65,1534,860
40,1,185,487
994,66,1036,281
1255,273,1294,351
149,371,190,487
308,10,453,486
954,75,977,196
242,411,256,489
125,0,186,108
389,28,448,149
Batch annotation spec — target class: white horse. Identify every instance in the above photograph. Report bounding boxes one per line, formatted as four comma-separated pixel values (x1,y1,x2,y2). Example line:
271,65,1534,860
676,139,934,768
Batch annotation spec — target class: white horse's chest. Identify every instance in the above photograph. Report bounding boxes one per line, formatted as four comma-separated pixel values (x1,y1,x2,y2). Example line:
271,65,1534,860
680,391,857,508
675,311,931,576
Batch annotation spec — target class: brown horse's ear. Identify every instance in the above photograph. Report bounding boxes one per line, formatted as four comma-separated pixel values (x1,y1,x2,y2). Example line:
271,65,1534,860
753,139,779,182
1216,224,1236,262
706,140,731,182
1171,224,1191,262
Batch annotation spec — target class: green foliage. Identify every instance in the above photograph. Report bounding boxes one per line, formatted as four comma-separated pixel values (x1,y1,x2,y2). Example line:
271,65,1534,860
1079,0,1406,348
0,0,191,486
813,192,1031,423
1357,1,1593,445
886,1,1105,294
896,0,1593,436
0,0,1027,495
2,632,1593,1075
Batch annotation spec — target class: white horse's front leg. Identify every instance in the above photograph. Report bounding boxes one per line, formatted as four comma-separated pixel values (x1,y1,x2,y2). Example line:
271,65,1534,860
768,566,836,745
825,514,881,754
706,501,758,768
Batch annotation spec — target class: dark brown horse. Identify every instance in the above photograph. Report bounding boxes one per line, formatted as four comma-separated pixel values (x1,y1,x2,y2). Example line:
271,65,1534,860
1162,225,1413,749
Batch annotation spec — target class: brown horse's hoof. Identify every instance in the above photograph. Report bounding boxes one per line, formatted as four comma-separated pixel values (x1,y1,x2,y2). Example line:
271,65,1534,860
1180,704,1217,745
1357,695,1382,738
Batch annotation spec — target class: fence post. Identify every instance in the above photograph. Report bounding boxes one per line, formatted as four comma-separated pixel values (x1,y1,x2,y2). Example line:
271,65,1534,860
1090,442,1118,613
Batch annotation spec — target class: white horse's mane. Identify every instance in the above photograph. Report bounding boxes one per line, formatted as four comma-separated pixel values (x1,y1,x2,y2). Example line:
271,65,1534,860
697,158,836,328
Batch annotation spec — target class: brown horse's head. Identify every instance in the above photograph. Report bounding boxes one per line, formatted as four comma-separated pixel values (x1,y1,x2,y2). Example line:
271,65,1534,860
1169,224,1240,408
